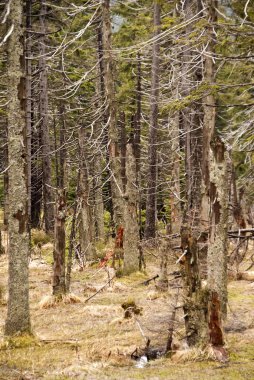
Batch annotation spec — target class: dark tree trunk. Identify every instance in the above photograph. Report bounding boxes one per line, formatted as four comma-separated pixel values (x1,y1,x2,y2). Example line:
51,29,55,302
145,2,161,239
39,0,54,233
53,190,66,296
120,112,127,192
25,0,32,230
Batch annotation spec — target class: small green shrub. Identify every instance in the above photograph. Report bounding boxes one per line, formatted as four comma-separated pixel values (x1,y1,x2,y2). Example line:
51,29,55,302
31,229,51,247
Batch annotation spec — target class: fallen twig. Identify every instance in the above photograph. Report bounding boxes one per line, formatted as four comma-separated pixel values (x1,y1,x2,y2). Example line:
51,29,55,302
141,274,159,286
84,275,115,302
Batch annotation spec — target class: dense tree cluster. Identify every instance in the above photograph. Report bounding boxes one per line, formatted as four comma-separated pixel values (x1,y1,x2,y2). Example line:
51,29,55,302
0,0,253,359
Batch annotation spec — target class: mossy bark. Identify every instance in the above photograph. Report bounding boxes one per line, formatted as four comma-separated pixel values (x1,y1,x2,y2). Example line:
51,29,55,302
5,0,31,336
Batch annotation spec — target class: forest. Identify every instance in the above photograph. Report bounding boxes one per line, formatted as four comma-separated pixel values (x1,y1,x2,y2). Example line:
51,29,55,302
0,0,254,379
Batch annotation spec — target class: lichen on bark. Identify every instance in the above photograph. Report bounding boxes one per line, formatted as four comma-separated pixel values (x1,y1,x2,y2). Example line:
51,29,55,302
5,0,31,336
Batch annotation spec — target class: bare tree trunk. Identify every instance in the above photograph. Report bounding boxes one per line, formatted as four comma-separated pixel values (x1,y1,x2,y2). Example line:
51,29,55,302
39,0,54,233
123,144,139,274
3,123,9,229
207,137,228,317
66,177,80,293
203,1,228,360
5,0,31,335
52,190,66,296
78,127,96,261
157,237,170,290
134,54,142,237
31,122,42,228
102,0,124,229
145,2,161,239
179,0,207,347
120,112,127,192
26,0,32,230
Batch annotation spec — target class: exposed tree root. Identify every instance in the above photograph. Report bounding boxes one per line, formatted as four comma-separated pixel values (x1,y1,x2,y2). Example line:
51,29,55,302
171,345,228,363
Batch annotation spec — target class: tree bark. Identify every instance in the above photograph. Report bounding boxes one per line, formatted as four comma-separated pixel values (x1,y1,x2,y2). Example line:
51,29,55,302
52,189,66,296
39,0,54,233
25,0,32,230
123,144,140,274
179,0,206,347
78,127,96,261
5,0,31,335
102,0,124,229
145,2,161,239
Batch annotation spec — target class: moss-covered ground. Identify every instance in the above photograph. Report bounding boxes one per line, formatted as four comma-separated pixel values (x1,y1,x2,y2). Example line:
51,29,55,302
0,234,253,379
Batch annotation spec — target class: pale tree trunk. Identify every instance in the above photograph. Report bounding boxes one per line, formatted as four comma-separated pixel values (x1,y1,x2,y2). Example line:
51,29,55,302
203,1,228,359
145,2,161,239
52,190,66,296
5,0,31,335
39,0,54,233
123,144,139,274
78,127,96,261
207,137,228,317
102,0,124,229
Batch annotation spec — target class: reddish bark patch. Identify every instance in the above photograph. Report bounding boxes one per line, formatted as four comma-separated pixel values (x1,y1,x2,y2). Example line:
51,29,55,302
208,291,224,346
115,225,124,249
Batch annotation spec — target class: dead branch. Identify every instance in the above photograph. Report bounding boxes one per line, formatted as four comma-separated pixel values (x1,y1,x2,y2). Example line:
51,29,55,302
84,275,115,302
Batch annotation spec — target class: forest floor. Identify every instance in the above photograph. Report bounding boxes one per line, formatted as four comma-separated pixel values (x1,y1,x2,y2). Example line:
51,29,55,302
0,232,254,380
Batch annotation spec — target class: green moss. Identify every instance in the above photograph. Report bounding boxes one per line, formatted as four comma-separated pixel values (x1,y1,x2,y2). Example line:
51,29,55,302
1,334,38,350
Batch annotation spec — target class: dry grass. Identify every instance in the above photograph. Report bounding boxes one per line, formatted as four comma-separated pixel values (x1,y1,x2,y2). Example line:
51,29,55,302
0,244,253,379
39,293,82,309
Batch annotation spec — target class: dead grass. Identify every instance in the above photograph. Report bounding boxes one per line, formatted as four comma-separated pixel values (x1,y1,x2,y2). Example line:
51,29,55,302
39,293,82,309
0,244,253,379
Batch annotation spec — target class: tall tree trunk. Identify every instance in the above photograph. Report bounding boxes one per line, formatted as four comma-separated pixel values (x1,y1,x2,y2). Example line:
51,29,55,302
26,0,32,230
145,2,161,239
203,1,228,359
59,103,67,189
102,0,124,229
5,0,31,335
120,112,127,192
78,127,96,261
31,122,42,228
123,144,139,274
179,0,207,347
39,0,54,233
52,189,66,296
134,54,142,238
207,137,228,317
